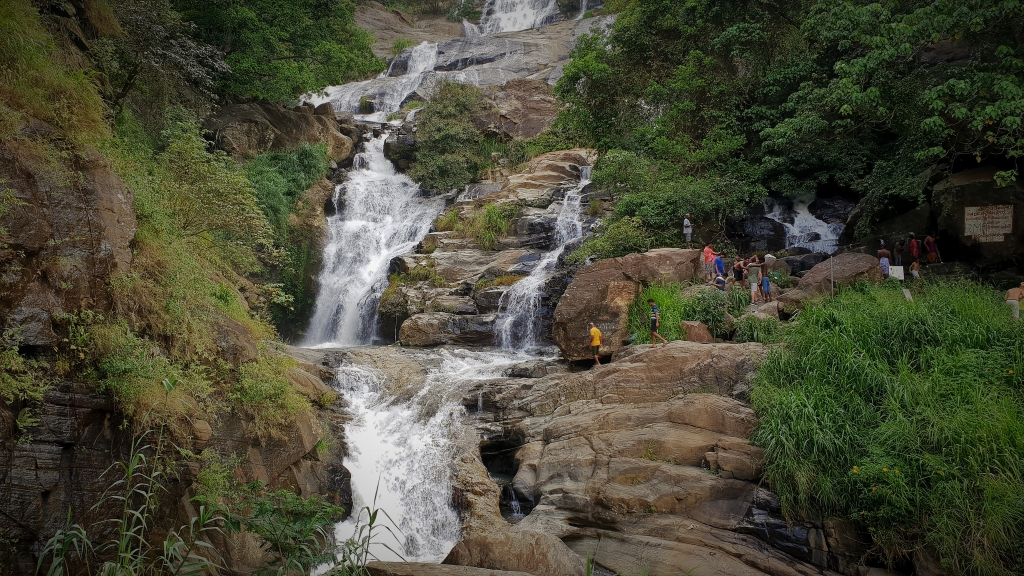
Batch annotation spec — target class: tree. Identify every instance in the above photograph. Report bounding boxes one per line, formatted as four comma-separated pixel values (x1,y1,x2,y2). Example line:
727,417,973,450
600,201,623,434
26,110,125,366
173,0,384,103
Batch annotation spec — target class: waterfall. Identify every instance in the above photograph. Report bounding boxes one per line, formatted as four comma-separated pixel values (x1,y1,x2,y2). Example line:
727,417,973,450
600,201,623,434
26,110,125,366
495,168,589,351
763,196,845,254
304,134,444,346
312,42,438,123
479,0,561,34
332,349,542,562
576,0,587,19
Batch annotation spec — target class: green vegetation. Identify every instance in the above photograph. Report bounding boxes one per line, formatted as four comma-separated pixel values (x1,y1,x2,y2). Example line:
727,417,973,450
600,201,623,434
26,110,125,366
392,38,417,56
230,352,313,441
566,217,654,264
627,283,741,343
556,0,1024,252
0,329,47,440
434,203,520,250
408,81,485,192
733,314,780,344
751,281,1024,573
173,0,384,103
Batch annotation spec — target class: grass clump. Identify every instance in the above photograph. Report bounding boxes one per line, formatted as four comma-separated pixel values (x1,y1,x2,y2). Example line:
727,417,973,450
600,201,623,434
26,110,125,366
751,281,1024,572
566,217,654,264
391,38,416,56
733,314,780,344
627,283,747,343
230,352,311,441
433,203,519,250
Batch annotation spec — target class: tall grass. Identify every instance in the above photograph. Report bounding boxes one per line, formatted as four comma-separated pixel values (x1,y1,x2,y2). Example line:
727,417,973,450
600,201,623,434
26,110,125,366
627,283,740,342
751,281,1024,573
432,203,518,250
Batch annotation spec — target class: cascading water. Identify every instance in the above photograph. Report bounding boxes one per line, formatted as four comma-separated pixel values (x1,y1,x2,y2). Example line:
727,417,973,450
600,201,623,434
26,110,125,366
764,196,845,254
479,0,561,34
304,134,444,346
332,349,544,561
310,42,438,123
495,168,589,351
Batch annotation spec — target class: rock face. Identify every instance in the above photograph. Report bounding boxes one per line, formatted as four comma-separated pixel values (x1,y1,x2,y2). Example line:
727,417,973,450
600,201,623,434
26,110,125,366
473,79,559,140
486,149,599,207
399,313,498,346
455,342,857,576
367,563,532,576
777,253,882,313
552,249,702,361
931,167,1023,267
0,141,136,346
204,101,358,162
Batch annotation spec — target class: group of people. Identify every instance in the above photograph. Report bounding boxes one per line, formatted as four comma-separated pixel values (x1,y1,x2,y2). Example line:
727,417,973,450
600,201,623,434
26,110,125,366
703,244,772,303
877,233,941,280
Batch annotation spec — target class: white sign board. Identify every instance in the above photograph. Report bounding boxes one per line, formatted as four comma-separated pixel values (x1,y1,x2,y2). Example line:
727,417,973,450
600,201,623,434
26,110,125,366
889,265,905,280
965,205,1013,241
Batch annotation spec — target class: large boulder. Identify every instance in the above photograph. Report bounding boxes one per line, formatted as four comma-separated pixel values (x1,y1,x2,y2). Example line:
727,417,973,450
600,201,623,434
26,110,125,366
552,249,702,361
473,79,559,140
777,252,882,313
443,531,586,576
367,563,532,576
399,313,497,346
0,140,136,346
479,149,598,208
204,101,356,162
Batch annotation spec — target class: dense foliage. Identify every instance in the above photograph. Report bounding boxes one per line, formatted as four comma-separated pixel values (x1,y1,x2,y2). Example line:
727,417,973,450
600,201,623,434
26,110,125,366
559,0,1024,249
174,0,384,103
409,81,486,192
627,283,749,342
751,281,1024,573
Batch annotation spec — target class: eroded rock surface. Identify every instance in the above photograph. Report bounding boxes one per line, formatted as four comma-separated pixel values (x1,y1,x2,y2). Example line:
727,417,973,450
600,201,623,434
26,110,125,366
552,249,703,360
204,101,358,162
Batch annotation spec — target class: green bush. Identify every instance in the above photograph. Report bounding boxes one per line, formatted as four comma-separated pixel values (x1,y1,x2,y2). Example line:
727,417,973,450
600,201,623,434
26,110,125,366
391,38,416,56
408,81,484,192
244,143,330,240
433,203,519,250
627,283,730,343
733,314,780,344
229,353,311,441
751,281,1024,572
566,216,654,264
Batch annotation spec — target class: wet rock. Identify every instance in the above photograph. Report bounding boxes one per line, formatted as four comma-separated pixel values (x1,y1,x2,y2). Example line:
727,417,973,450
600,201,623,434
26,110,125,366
473,149,599,208
781,252,829,275
0,141,136,346
502,359,569,379
204,101,356,162
777,253,883,314
552,248,702,361
443,530,586,576
808,196,856,224
367,563,532,576
399,313,497,346
473,285,512,313
430,250,532,283
384,122,417,170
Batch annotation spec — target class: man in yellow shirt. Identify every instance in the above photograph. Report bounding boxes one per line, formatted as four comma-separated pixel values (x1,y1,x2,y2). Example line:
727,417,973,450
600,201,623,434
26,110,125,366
588,322,602,366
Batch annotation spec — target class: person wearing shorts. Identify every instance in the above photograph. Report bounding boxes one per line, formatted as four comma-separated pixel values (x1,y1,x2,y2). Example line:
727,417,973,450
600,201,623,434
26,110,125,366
588,322,603,365
761,274,772,302
747,257,761,303
648,299,669,346
702,244,720,281
683,214,693,249
1005,284,1024,320
878,241,892,280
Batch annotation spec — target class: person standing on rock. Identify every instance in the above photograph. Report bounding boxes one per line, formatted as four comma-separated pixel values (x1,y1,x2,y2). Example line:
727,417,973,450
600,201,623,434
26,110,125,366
924,235,940,263
877,240,892,280
1005,283,1024,320
893,239,905,266
702,243,721,282
747,256,762,304
760,272,772,302
714,254,725,279
683,214,693,249
648,299,669,347
732,258,746,287
588,322,603,365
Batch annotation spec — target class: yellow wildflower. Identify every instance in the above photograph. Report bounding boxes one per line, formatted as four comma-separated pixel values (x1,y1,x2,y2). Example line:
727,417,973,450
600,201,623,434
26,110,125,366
883,467,889,473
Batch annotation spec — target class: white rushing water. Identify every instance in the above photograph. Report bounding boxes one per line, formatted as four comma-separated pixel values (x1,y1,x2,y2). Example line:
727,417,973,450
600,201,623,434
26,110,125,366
309,42,438,123
304,134,444,346
495,168,589,351
332,349,543,562
764,196,845,254
479,0,561,34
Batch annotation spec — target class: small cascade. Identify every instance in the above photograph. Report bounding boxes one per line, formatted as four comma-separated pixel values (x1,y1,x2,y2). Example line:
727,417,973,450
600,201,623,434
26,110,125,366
312,42,438,123
304,134,444,346
576,0,587,19
462,19,481,37
764,196,845,254
495,168,590,351
505,485,524,518
479,0,561,34
476,391,483,414
332,349,542,561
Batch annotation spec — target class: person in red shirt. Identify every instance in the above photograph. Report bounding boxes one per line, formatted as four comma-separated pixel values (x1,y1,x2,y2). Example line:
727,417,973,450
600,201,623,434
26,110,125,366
908,233,920,264
702,243,720,281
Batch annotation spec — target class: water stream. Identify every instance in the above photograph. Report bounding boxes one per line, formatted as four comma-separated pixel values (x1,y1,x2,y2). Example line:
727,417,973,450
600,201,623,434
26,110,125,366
479,0,561,34
763,196,845,254
495,169,589,351
304,134,444,346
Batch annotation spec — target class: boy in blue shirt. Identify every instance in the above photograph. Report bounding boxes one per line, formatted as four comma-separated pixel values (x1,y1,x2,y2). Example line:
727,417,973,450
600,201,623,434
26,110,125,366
647,299,669,347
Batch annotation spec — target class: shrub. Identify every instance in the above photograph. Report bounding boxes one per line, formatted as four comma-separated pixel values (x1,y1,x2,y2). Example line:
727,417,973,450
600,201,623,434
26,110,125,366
391,38,416,56
627,283,730,343
751,281,1024,572
434,203,519,250
733,314,780,344
566,217,654,264
229,352,311,441
408,81,484,192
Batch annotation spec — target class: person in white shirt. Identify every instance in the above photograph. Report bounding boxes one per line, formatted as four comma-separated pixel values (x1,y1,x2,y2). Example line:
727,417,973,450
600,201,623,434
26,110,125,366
683,214,692,249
